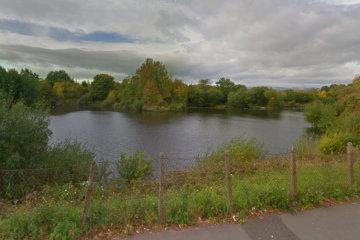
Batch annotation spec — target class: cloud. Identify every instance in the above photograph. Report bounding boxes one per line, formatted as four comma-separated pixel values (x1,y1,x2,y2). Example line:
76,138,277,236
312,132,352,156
0,19,136,43
0,0,359,87
0,44,196,81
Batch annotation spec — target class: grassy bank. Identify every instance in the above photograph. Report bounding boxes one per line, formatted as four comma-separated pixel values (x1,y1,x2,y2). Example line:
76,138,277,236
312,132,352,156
1,138,359,239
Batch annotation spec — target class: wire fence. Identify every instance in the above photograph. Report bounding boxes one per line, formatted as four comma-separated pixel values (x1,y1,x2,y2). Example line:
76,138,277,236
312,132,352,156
1,145,359,202
1,143,360,229
0,162,91,200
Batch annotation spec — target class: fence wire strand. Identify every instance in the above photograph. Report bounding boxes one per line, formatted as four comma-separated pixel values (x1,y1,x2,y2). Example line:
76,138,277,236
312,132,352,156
1,150,359,201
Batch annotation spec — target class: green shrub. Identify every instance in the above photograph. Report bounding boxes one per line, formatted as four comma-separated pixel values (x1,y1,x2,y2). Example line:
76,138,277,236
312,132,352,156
77,93,92,107
0,205,83,240
0,97,94,199
200,137,265,164
344,96,358,111
318,132,360,154
169,102,185,112
116,152,153,184
267,97,284,111
227,89,249,108
304,102,340,132
113,101,126,111
86,202,110,228
50,220,82,240
338,111,360,134
295,134,318,160
288,100,296,108
44,140,93,184
110,196,158,226
0,100,50,170
170,186,192,225
41,182,105,203
113,99,143,112
101,98,114,109
94,160,112,183
0,100,51,199
189,185,227,217
131,99,144,112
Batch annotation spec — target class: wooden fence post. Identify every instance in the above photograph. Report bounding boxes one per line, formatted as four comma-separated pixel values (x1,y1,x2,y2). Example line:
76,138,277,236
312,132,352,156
158,152,164,225
290,146,297,201
81,159,96,228
347,142,354,186
225,150,232,212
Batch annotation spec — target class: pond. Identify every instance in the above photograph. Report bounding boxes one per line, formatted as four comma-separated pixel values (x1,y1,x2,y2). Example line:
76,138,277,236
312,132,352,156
49,109,310,171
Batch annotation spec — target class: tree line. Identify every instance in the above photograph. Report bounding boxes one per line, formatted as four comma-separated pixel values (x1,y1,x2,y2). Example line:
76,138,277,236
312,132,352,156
1,59,321,112
304,75,360,154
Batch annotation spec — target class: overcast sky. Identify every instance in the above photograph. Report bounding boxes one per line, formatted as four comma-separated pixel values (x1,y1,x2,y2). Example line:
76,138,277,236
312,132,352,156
0,0,359,87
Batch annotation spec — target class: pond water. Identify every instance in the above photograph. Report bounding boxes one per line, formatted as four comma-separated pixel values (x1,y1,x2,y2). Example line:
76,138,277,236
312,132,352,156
49,109,310,171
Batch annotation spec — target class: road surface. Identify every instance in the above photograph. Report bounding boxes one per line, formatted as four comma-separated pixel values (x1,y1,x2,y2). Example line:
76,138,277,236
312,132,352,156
120,202,360,240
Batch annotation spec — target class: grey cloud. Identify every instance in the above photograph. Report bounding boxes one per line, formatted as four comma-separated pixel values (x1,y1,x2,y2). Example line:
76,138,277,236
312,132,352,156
0,44,196,81
0,0,360,87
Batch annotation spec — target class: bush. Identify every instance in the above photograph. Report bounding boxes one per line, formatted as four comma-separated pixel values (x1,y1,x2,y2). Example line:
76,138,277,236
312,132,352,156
44,140,94,184
304,102,340,132
0,97,94,199
0,100,51,170
295,134,318,160
265,89,284,111
200,137,266,164
101,98,114,109
116,152,154,184
267,97,284,111
0,100,51,199
338,111,360,134
170,186,192,225
169,102,185,112
77,93,92,107
101,90,117,109
318,132,360,154
0,205,83,240
227,89,249,108
131,99,144,112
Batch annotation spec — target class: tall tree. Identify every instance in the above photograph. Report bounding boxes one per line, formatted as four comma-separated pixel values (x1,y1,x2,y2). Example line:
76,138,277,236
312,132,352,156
20,68,40,105
134,58,173,104
216,77,236,103
90,74,115,101
46,70,73,86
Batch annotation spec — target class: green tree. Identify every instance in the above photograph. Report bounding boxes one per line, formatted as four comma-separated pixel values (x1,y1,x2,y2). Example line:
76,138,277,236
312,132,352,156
206,88,223,106
198,79,211,90
142,80,161,105
46,70,73,86
247,87,269,106
216,77,235,103
39,80,53,100
353,75,360,88
2,69,23,103
265,89,284,111
0,99,51,170
172,78,188,104
90,74,115,101
304,102,340,132
187,86,205,107
134,58,173,104
20,68,40,105
228,88,249,108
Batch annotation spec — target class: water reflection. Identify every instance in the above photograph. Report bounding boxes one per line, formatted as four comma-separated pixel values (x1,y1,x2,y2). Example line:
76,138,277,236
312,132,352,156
49,109,309,171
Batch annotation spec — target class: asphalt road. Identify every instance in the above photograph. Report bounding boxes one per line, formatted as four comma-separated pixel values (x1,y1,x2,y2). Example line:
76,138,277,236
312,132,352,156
121,202,360,240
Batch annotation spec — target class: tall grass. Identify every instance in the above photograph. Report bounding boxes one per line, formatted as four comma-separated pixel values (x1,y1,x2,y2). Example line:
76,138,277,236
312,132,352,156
1,137,360,239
